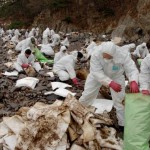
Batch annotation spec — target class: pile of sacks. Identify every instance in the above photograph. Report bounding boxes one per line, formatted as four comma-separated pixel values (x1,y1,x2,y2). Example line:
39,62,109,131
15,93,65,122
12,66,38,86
0,95,123,150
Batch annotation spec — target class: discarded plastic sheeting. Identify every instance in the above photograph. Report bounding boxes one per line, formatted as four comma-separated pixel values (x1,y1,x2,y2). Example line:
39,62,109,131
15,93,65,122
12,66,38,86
2,71,18,76
55,88,76,97
51,82,72,90
70,144,86,150
0,95,123,150
15,77,39,89
44,88,76,97
3,135,17,150
47,72,54,77
4,62,14,68
0,122,10,138
3,116,25,135
92,99,114,114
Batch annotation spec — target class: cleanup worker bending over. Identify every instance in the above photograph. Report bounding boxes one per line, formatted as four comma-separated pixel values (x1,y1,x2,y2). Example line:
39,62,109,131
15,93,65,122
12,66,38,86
14,48,41,73
53,51,83,85
79,42,139,127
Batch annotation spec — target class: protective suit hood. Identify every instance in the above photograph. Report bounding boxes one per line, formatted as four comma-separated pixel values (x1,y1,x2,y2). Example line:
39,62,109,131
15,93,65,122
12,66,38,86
70,50,78,61
128,43,136,49
60,46,67,53
101,42,116,57
141,42,146,48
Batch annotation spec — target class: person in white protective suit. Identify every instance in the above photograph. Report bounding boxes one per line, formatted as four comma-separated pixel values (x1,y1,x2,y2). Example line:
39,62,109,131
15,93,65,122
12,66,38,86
42,28,50,44
11,29,21,44
133,42,149,59
139,54,150,95
14,29,21,36
51,33,61,47
50,29,55,37
79,42,139,127
0,28,5,37
14,48,41,72
53,51,83,85
15,37,36,53
121,43,135,53
86,39,98,58
54,46,67,63
40,44,54,56
61,35,70,47
25,30,29,38
28,28,36,37
35,27,39,37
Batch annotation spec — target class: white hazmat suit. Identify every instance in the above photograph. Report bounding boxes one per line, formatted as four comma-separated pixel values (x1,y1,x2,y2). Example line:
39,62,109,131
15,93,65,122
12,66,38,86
53,51,77,81
61,37,70,47
42,28,50,44
40,44,54,56
28,28,35,37
133,43,149,59
14,52,41,72
54,46,67,63
15,37,35,52
51,34,60,47
79,42,139,126
139,54,150,91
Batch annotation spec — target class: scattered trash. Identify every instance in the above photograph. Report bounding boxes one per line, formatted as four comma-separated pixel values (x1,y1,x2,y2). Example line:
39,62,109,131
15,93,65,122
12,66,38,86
16,77,39,89
51,82,72,90
45,88,76,97
2,71,18,76
0,95,123,150
92,99,114,114
46,71,54,77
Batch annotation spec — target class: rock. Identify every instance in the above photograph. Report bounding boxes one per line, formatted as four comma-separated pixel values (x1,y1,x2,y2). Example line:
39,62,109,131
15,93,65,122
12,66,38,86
19,74,27,79
0,104,4,109
46,94,63,102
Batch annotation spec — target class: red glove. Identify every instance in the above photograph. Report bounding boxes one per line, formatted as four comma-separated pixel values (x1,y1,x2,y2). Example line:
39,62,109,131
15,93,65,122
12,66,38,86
142,90,150,95
130,81,139,93
72,78,78,85
109,81,122,92
22,64,29,68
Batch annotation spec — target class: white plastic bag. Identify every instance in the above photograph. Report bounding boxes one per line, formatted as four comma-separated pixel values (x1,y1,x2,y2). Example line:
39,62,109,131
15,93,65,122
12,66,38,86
16,77,39,89
2,71,18,76
92,99,114,114
51,82,72,90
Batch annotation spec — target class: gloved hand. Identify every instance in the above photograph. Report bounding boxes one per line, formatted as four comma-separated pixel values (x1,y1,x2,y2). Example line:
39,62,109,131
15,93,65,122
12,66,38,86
142,90,150,95
22,64,29,68
109,81,122,92
72,78,79,86
130,81,139,93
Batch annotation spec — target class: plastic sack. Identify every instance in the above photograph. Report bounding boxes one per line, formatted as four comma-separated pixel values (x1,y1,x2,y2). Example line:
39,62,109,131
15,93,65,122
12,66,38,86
91,99,113,114
51,82,72,90
137,59,143,66
124,93,150,150
34,48,54,64
16,77,39,89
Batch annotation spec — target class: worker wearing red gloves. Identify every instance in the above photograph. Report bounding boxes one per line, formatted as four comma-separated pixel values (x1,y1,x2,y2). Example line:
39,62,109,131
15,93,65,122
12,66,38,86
53,51,83,85
80,42,139,127
14,48,41,73
139,54,150,95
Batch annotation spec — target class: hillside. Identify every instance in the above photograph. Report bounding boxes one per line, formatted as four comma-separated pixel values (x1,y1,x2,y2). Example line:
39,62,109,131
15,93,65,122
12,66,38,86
0,0,150,40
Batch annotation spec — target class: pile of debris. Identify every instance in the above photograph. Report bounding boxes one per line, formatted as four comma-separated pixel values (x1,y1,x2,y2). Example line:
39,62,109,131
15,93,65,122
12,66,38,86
0,95,123,150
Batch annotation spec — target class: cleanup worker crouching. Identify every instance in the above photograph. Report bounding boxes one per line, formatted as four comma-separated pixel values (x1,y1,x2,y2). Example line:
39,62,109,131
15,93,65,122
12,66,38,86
79,41,139,127
53,51,83,85
14,48,41,73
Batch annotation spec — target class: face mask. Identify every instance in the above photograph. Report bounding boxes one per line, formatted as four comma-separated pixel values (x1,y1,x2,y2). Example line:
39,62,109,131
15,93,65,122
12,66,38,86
104,59,112,63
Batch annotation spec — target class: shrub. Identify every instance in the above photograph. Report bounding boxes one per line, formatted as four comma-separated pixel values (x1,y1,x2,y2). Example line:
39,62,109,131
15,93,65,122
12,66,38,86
62,16,72,24
8,21,25,29
50,0,71,9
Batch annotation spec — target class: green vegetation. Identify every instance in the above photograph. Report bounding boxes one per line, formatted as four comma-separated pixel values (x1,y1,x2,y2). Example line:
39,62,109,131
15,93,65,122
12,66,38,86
62,16,72,24
8,21,26,29
100,8,115,17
